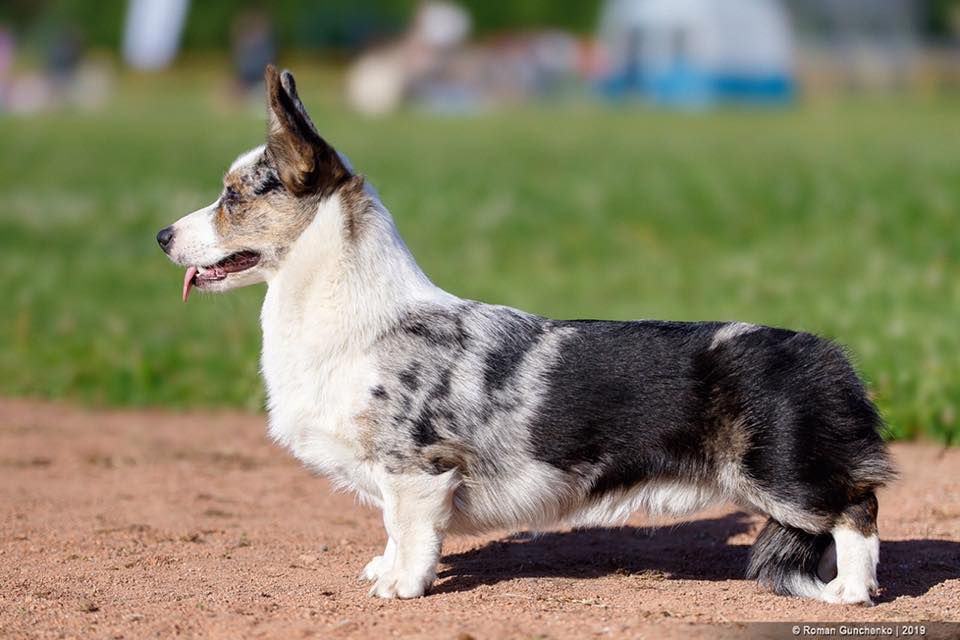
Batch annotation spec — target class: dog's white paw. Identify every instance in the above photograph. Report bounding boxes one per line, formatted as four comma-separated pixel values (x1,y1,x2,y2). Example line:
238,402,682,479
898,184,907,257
821,576,875,606
360,555,390,582
369,569,435,599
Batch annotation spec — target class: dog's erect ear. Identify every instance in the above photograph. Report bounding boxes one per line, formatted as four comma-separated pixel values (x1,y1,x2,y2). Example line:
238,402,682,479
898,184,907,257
265,65,350,197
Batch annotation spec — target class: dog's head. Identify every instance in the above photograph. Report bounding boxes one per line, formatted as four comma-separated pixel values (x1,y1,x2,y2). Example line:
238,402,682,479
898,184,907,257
157,65,355,301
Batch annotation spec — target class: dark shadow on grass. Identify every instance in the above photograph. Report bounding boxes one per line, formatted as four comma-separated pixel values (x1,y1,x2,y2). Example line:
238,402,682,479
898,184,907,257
435,512,960,602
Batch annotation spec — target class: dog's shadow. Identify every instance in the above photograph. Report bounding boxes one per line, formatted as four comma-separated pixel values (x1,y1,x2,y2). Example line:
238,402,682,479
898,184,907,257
435,512,960,602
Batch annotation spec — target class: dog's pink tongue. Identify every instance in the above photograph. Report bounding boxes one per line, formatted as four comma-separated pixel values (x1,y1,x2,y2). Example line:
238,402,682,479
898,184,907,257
182,266,198,303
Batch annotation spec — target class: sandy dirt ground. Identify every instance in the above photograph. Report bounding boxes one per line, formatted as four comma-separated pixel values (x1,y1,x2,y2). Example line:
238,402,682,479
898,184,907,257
1,397,958,639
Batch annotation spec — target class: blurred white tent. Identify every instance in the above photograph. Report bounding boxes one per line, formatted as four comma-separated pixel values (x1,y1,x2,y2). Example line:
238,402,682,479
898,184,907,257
598,0,794,106
123,0,190,70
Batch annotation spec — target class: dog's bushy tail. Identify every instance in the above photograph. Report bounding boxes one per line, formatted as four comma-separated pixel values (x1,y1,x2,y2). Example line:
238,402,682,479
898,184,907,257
746,518,831,598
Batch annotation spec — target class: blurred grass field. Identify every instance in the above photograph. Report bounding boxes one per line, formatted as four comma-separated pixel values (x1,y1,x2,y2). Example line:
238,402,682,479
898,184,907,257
1,66,958,441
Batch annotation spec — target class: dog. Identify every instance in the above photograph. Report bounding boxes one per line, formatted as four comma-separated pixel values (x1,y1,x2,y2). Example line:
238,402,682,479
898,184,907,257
157,65,894,603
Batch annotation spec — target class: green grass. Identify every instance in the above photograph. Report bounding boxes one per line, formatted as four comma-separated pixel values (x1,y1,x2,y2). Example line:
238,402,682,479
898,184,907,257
1,68,958,441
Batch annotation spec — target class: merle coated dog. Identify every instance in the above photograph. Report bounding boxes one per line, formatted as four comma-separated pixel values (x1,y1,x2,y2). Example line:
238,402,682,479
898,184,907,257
157,65,894,603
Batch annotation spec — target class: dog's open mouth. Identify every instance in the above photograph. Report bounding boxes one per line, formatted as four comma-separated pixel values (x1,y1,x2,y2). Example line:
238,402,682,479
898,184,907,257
182,251,260,302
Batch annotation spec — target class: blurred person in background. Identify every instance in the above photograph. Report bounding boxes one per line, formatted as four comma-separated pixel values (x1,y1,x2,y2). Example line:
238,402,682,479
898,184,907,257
0,26,13,110
347,1,471,116
45,24,83,88
346,1,586,116
231,7,275,102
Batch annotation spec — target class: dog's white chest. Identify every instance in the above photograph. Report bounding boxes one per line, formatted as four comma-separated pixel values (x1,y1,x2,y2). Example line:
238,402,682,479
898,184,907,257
259,285,380,500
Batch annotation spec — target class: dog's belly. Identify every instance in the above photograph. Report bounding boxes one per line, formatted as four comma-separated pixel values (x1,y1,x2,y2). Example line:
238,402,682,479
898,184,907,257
565,479,722,527
446,458,724,534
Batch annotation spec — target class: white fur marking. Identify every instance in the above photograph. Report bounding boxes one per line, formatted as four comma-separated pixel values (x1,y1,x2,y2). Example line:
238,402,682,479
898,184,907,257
260,188,447,506
719,462,828,532
369,469,459,598
168,201,222,267
229,145,266,173
820,526,878,605
569,480,720,527
710,322,759,349
361,537,396,582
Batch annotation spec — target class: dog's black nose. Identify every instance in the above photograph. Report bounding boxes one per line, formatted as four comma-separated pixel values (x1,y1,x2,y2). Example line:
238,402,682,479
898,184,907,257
156,226,174,252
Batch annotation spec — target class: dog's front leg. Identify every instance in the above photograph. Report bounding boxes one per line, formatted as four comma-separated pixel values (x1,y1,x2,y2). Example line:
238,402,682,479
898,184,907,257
360,536,396,582
368,468,458,599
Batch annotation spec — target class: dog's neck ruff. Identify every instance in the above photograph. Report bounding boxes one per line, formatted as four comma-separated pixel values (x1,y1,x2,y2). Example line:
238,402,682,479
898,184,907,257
265,190,447,336
258,189,451,450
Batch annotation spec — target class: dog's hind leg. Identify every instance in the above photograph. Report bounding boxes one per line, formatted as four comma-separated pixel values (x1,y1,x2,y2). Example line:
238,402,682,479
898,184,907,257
368,468,459,599
747,492,881,605
819,492,880,605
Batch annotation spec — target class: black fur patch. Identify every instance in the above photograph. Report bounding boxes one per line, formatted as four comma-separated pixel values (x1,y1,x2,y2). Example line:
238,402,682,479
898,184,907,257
399,363,421,391
431,367,453,401
411,409,440,447
483,312,543,390
529,320,893,512
706,329,891,515
529,320,722,495
399,309,472,350
747,518,832,596
253,172,283,195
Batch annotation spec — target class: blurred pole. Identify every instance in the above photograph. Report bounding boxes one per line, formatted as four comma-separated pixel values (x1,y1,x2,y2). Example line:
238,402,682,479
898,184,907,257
122,0,190,70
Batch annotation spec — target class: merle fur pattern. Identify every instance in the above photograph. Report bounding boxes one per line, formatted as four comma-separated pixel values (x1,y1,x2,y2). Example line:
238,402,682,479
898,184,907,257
365,304,893,536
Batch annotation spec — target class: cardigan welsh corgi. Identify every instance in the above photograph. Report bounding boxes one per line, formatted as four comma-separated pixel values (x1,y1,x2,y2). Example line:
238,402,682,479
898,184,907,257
157,65,894,604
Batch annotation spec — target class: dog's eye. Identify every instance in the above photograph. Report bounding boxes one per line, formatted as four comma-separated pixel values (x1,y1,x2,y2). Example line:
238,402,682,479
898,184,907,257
222,187,240,208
